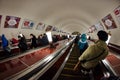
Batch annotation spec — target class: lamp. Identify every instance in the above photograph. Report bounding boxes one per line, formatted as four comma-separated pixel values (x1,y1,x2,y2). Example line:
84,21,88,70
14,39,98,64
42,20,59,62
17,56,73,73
67,35,69,39
106,31,111,45
106,35,111,45
46,31,55,48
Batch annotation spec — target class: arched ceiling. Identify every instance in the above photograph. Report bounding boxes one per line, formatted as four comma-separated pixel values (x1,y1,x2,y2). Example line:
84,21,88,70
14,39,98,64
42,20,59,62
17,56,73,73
0,0,120,34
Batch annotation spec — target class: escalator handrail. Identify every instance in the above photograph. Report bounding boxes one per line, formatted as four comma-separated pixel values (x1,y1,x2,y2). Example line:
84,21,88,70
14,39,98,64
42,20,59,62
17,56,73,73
7,39,74,80
101,59,117,77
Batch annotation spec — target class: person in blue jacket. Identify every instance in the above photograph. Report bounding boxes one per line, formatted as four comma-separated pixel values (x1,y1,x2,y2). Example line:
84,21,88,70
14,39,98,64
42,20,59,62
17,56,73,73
78,34,88,55
1,34,11,55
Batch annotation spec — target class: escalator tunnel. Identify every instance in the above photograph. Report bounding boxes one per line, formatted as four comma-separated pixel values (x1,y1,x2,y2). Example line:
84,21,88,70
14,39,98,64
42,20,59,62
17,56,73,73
1,39,120,80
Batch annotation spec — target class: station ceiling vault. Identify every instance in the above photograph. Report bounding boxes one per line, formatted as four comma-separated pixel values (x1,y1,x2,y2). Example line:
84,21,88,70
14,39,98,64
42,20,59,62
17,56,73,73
0,0,120,33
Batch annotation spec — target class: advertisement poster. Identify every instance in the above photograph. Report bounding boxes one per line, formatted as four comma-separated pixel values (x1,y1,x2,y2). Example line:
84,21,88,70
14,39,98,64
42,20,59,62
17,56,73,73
4,16,21,28
52,26,57,31
91,25,97,32
102,14,117,30
36,22,45,30
88,28,93,33
88,25,96,33
95,22,104,31
114,5,120,24
21,19,34,29
45,25,53,31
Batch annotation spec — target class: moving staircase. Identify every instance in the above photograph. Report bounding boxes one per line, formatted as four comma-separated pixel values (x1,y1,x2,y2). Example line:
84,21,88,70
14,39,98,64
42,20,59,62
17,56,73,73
57,44,90,80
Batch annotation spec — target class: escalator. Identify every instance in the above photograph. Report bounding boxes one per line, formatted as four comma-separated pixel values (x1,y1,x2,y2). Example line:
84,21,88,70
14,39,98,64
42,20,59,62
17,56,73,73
1,39,113,80
57,44,90,80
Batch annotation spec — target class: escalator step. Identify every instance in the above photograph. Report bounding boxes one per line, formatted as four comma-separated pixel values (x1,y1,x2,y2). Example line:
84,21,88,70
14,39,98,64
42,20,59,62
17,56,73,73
61,68,80,75
70,55,79,57
69,56,78,59
65,63,76,66
58,73,90,80
67,59,78,63
60,74,81,78
64,63,75,68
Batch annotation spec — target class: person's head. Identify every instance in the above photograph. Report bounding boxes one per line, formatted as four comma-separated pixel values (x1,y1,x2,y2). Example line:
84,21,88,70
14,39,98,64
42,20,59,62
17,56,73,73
2,34,5,38
97,30,108,41
81,34,87,42
30,34,34,38
30,34,33,36
1,34,8,40
18,35,21,40
1,34,6,40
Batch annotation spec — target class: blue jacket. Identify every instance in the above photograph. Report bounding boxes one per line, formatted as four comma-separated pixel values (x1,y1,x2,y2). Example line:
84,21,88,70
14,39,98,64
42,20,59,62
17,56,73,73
1,34,8,48
78,34,88,50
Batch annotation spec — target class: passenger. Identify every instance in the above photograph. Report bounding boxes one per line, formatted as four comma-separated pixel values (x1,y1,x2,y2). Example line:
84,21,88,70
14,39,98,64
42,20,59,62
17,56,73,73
52,35,57,42
42,33,49,46
1,34,11,55
37,34,44,46
30,34,37,48
11,38,18,44
18,33,27,43
74,30,109,75
74,34,80,44
78,34,88,55
18,35,28,52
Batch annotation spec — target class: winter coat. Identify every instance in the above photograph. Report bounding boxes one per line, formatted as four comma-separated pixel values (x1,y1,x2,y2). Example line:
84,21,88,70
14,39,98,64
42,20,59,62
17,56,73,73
31,35,37,48
79,40,109,69
78,34,88,52
1,34,8,48
18,37,28,51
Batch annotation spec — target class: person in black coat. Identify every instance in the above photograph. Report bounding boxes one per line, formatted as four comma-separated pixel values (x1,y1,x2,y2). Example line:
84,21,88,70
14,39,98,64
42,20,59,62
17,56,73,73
18,35,28,52
30,34,37,48
42,33,49,46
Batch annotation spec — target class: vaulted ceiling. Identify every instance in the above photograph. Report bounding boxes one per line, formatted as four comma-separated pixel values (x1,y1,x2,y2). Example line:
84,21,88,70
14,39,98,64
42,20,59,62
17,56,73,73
0,0,120,34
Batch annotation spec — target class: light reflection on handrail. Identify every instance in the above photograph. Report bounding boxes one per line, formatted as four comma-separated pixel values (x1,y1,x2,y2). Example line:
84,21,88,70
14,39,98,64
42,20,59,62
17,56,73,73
102,59,117,76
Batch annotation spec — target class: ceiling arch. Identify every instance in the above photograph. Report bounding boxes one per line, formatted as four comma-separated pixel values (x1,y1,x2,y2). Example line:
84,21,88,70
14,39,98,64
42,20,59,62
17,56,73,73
0,0,120,34
51,12,94,28
61,24,86,34
59,20,88,31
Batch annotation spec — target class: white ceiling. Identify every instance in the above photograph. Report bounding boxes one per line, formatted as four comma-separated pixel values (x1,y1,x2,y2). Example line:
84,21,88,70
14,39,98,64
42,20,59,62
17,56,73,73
0,0,120,33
